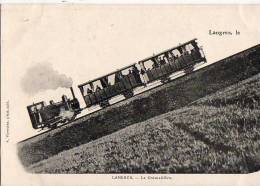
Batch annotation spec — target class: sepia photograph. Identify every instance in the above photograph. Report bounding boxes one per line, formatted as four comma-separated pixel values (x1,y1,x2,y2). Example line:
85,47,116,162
1,3,260,186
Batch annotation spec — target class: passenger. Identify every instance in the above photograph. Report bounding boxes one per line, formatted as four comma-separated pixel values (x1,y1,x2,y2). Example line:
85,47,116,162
191,48,201,59
100,77,109,88
132,65,142,83
33,107,38,113
33,107,40,123
191,40,200,51
178,47,183,55
95,85,101,91
132,65,139,74
140,68,148,84
158,57,162,65
140,68,145,75
167,53,174,62
128,69,132,74
152,61,159,69
183,47,189,55
115,71,123,83
87,88,93,94
159,57,166,65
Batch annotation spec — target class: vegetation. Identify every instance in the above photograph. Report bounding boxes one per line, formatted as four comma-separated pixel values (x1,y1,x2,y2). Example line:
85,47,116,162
28,73,260,173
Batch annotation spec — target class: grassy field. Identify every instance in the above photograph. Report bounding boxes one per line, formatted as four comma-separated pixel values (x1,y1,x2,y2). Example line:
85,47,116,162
17,45,260,168
27,73,260,173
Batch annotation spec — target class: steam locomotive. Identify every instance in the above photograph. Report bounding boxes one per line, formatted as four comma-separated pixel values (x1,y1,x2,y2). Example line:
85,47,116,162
27,38,207,130
27,87,81,129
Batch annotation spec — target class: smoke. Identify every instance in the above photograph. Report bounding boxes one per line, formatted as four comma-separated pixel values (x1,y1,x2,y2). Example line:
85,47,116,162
21,62,73,95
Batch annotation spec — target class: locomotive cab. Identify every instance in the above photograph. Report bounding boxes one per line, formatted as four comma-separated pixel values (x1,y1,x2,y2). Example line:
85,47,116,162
27,102,45,129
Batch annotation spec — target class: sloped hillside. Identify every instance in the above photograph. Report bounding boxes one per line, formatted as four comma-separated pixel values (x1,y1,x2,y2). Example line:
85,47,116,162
18,44,260,168
28,73,260,173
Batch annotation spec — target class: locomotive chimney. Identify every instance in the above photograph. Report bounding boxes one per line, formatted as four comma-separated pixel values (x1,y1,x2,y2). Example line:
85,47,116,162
70,87,76,99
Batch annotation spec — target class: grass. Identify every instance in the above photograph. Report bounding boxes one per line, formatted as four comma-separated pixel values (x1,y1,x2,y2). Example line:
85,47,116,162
27,73,260,173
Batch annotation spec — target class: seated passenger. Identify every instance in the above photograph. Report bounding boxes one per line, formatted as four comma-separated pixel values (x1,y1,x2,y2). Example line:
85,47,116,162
115,71,123,83
191,40,200,51
167,53,174,62
191,48,202,58
159,57,166,65
100,77,109,88
132,65,139,74
152,62,159,69
87,88,93,94
140,68,145,75
33,107,40,123
132,65,142,83
95,85,101,91
183,49,189,55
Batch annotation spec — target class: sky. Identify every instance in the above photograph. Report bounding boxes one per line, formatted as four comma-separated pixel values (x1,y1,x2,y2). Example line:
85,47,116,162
2,5,260,143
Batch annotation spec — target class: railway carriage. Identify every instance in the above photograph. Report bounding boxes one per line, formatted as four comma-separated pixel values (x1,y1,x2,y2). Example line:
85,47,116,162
78,38,206,108
78,64,144,108
138,38,206,83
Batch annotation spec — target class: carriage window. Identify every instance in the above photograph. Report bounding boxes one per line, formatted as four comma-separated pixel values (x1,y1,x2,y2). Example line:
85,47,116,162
92,81,103,92
186,44,194,53
30,104,43,112
30,106,35,112
121,68,130,76
82,84,94,96
171,49,181,57
36,104,43,110
142,59,156,70
158,54,168,64
107,74,115,85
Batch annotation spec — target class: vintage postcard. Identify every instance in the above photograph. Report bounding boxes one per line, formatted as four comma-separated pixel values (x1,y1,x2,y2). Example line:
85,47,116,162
1,3,260,186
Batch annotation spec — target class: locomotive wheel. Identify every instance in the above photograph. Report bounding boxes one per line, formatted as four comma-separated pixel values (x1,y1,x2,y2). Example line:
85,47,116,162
184,66,194,74
123,90,134,99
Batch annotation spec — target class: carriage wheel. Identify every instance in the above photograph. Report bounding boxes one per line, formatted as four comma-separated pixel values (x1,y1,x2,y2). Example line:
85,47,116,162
184,66,194,74
123,90,134,99
100,100,110,108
